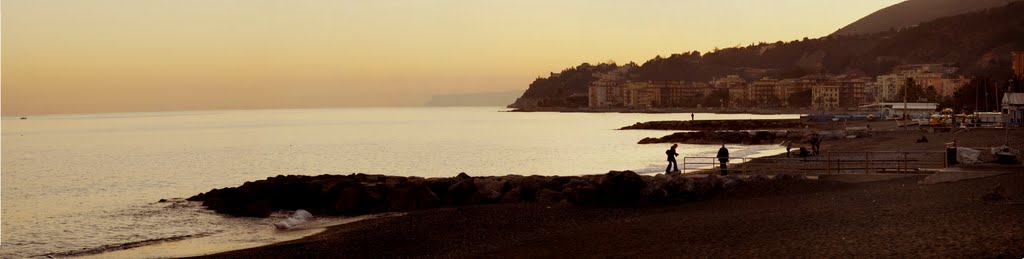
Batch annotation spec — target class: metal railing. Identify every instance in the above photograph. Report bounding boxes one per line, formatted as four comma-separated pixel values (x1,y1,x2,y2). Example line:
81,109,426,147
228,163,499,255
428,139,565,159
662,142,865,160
681,151,947,174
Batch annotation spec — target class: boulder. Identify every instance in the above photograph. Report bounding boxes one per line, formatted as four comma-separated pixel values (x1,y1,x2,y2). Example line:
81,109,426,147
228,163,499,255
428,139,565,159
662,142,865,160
599,171,647,204
469,178,507,204
563,179,599,205
774,172,807,181
721,175,744,191
536,189,564,203
694,174,723,196
500,187,524,203
240,199,273,218
642,175,671,201
665,175,696,197
446,179,478,204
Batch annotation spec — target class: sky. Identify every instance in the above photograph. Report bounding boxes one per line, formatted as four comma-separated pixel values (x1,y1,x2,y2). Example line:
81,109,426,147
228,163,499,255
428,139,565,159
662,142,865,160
1,0,903,115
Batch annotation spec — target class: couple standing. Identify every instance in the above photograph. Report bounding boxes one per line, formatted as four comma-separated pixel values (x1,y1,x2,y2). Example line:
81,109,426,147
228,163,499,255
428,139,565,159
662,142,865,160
666,144,730,175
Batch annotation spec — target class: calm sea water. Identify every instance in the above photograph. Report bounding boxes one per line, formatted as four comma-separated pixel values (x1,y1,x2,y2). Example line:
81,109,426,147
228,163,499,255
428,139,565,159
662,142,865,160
1,107,796,257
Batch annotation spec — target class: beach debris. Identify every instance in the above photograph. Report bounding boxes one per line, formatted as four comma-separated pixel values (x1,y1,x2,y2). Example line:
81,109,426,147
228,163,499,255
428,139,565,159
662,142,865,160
990,145,1020,164
981,185,1010,201
956,147,981,164
275,209,314,229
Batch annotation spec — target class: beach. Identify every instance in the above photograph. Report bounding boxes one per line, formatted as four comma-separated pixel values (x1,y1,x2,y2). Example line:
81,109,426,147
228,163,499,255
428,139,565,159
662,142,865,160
194,120,1024,258
198,171,1023,258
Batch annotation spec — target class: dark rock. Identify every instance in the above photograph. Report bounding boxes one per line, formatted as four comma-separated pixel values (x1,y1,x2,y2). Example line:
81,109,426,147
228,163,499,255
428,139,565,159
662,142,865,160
446,179,478,204
469,178,507,204
563,179,599,205
241,199,273,218
694,174,723,196
158,199,168,203
774,172,807,181
500,187,524,203
599,171,647,204
981,185,1009,201
455,172,471,181
535,189,564,203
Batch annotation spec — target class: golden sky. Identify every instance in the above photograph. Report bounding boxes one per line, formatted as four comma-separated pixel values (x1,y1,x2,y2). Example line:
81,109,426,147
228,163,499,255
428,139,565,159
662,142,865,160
2,0,901,115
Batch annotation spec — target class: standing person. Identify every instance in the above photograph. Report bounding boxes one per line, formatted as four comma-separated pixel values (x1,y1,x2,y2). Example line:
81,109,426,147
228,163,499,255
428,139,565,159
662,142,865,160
717,144,730,176
691,113,695,121
786,141,793,158
809,135,819,156
815,137,823,156
666,144,680,173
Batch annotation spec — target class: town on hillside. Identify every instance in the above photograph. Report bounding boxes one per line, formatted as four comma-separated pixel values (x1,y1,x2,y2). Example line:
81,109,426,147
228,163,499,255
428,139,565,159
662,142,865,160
579,52,1024,124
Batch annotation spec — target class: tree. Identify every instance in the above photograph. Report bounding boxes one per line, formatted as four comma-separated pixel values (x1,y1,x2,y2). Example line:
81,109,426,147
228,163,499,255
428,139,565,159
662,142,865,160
788,90,812,108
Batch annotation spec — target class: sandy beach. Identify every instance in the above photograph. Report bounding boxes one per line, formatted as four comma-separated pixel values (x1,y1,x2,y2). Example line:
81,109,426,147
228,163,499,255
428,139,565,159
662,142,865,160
195,122,1024,258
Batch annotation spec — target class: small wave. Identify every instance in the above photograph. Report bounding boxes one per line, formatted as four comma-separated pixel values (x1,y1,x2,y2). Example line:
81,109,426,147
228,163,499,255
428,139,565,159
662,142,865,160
40,232,217,258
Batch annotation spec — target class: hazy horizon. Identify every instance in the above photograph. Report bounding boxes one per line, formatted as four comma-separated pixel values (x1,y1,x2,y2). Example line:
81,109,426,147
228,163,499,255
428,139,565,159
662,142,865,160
2,0,902,115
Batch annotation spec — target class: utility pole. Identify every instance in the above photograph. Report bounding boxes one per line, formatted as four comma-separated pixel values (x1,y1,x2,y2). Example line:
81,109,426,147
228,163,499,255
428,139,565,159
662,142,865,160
903,80,908,131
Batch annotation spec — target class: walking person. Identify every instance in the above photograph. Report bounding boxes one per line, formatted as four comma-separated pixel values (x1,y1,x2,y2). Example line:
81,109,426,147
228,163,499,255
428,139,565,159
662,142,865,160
666,144,680,173
717,144,730,176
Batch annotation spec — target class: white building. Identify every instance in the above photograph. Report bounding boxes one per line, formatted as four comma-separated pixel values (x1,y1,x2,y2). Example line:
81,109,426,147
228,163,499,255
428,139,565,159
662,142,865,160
861,102,938,119
1003,93,1024,127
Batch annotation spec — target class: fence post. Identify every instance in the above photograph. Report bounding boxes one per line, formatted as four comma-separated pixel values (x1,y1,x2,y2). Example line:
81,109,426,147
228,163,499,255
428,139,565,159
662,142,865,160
865,152,870,174
827,152,832,174
902,152,908,173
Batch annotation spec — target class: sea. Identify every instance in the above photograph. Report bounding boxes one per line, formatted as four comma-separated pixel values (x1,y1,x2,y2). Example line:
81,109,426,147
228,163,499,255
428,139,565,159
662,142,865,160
0,107,797,257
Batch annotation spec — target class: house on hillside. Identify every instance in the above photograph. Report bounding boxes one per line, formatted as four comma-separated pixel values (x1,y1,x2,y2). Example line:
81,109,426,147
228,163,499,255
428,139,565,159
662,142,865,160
1003,93,1024,127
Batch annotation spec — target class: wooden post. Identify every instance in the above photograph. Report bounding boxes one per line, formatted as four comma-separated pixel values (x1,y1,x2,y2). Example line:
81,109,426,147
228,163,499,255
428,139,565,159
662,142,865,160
827,152,832,174
865,152,870,174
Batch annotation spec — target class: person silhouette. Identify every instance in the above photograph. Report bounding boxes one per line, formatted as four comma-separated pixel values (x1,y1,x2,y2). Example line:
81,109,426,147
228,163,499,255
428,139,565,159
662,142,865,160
691,113,695,121
666,144,680,173
717,144,730,175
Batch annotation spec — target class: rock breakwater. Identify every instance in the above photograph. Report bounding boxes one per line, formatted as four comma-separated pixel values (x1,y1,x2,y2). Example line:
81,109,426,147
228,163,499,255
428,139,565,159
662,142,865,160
188,171,811,218
620,119,804,130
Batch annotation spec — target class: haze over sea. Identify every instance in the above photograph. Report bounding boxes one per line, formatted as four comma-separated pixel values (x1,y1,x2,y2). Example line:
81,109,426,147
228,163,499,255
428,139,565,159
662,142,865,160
1,107,796,257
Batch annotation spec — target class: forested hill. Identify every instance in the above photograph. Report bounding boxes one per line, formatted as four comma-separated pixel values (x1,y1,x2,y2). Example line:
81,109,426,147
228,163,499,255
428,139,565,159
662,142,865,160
509,1,1024,108
833,0,1020,36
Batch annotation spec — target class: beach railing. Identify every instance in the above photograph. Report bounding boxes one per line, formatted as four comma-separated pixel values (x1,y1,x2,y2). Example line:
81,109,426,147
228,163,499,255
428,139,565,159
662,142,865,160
682,151,947,174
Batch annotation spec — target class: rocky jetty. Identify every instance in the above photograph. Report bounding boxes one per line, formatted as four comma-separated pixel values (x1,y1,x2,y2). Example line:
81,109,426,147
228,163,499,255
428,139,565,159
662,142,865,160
187,171,810,218
620,119,804,130
638,129,867,145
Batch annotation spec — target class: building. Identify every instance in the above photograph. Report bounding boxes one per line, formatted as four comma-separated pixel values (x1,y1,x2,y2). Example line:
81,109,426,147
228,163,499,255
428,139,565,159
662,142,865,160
833,75,870,107
812,84,841,110
1014,51,1024,79
1003,93,1024,127
588,65,633,108
626,81,661,108
750,77,780,107
874,64,969,102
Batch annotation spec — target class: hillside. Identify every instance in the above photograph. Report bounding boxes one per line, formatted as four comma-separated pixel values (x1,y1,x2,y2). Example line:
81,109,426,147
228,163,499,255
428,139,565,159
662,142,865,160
510,1,1024,109
833,0,1019,36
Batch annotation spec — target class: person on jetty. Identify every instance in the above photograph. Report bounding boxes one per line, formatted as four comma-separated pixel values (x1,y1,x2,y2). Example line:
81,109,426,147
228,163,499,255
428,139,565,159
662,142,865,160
666,144,680,173
717,144,730,176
